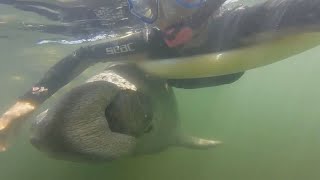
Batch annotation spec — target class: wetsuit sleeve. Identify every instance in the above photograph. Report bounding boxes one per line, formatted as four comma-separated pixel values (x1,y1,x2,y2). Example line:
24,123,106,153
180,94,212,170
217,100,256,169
18,31,151,105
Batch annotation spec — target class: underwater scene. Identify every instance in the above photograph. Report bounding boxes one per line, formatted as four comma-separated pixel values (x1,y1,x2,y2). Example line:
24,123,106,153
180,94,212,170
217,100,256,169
1,0,320,179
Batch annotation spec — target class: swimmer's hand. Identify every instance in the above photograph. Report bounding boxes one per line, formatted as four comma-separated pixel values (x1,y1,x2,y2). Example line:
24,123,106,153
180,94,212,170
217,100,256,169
0,101,36,152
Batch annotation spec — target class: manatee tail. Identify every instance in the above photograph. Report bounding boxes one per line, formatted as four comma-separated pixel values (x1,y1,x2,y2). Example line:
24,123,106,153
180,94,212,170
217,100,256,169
176,134,222,149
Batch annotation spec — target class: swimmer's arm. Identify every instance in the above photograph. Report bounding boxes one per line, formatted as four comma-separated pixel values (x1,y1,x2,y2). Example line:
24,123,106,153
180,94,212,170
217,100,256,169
0,50,93,151
0,31,161,150
21,32,152,105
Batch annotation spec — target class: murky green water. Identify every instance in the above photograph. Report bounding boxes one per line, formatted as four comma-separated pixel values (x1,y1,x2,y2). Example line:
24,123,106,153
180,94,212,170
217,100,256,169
1,2,320,180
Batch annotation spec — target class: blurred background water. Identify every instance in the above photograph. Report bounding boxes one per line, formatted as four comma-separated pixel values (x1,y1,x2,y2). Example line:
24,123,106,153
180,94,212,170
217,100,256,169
1,1,320,180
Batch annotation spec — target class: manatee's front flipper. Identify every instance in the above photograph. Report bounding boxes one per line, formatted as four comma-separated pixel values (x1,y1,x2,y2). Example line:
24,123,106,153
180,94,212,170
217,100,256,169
176,134,222,149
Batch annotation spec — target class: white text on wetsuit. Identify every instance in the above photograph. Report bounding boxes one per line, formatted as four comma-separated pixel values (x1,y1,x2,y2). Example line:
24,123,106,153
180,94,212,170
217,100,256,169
106,43,135,55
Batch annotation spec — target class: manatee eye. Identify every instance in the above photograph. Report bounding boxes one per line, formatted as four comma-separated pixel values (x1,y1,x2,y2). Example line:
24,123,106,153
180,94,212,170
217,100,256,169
105,89,153,137
144,124,153,133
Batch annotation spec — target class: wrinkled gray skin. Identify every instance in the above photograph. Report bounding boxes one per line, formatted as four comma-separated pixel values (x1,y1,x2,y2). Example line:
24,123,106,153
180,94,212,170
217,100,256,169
30,64,220,162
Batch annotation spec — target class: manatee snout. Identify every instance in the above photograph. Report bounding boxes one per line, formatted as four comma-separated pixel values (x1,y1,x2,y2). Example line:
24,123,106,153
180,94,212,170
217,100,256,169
30,79,153,162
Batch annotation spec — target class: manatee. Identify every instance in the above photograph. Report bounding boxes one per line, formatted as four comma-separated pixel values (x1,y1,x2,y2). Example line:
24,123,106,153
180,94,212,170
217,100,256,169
30,63,220,162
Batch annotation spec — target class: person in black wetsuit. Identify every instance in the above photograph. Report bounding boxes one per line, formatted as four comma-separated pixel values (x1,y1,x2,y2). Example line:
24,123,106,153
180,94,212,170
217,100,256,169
1,0,320,151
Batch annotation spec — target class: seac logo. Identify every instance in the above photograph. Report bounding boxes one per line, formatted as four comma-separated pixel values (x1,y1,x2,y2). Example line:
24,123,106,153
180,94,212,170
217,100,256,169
106,43,135,55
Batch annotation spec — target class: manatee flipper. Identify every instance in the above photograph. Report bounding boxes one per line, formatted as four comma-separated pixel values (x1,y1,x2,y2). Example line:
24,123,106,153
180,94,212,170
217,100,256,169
176,134,222,149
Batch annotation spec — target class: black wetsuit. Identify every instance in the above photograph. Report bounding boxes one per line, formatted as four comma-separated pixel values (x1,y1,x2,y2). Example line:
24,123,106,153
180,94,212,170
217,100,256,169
1,0,320,105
